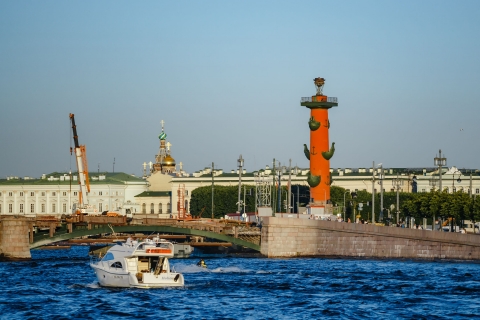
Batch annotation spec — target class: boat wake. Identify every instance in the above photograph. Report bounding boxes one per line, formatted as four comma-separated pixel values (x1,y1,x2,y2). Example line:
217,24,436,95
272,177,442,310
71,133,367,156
174,264,210,273
69,282,101,289
174,264,250,274
210,266,249,273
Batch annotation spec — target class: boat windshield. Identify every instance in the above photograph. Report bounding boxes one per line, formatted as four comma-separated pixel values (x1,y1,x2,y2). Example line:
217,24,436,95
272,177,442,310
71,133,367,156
102,252,114,261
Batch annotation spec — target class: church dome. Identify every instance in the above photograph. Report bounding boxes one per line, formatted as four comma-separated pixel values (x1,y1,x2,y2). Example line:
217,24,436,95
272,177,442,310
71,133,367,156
162,154,176,166
159,131,167,140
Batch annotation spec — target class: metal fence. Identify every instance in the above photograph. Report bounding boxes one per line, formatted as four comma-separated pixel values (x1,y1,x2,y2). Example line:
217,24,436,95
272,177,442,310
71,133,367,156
300,97,338,103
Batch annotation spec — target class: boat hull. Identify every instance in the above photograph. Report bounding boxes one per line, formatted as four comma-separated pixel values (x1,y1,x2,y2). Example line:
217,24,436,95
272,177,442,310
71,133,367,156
90,264,184,288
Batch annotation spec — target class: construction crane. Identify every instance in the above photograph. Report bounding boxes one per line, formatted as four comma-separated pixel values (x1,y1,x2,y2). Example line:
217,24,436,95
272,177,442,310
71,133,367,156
69,113,132,219
69,113,95,215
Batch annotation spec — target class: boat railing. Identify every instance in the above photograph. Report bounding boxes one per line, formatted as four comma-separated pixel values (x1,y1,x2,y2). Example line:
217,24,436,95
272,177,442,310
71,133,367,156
90,255,101,265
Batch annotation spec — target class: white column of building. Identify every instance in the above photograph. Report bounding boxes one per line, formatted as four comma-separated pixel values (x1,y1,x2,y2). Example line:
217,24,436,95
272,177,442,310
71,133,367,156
46,190,49,215
35,191,39,215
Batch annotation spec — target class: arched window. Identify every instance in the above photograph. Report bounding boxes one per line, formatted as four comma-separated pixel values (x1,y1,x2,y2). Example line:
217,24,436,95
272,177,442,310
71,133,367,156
142,203,146,214
110,261,123,269
158,203,162,214
150,203,155,214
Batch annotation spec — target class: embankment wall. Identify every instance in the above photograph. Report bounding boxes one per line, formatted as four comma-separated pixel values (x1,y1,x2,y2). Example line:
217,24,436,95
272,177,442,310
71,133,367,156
260,217,480,260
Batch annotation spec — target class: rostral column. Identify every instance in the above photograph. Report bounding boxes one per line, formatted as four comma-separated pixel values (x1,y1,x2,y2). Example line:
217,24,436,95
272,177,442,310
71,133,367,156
300,77,338,216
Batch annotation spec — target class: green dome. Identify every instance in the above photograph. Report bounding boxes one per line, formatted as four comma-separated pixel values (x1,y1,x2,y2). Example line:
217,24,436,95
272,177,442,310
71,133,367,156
159,131,167,140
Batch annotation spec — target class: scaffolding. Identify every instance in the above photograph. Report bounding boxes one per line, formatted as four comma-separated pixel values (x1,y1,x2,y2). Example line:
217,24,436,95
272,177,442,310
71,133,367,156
255,173,271,209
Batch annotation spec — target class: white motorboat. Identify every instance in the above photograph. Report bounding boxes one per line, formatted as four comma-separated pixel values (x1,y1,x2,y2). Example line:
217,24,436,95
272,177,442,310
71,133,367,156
90,237,184,288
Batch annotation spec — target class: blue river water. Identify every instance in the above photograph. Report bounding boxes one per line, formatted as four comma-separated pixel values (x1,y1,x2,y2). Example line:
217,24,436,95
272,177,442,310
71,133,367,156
1,246,479,320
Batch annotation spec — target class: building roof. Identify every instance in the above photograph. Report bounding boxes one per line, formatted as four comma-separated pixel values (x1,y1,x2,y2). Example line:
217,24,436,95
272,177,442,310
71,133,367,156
135,191,172,197
0,172,146,185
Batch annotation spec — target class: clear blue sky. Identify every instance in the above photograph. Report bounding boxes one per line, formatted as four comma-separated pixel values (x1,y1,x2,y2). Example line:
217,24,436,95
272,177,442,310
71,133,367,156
1,1,479,178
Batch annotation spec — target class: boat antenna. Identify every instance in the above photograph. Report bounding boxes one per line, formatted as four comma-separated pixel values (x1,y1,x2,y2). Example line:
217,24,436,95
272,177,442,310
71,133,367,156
108,224,117,239
144,231,157,240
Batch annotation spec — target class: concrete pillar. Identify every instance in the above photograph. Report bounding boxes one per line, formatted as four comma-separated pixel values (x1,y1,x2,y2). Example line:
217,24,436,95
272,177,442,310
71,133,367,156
0,216,32,261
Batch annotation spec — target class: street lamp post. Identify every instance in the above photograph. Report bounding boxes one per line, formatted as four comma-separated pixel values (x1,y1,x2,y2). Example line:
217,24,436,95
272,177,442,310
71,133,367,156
452,170,462,193
434,149,447,192
343,190,349,222
371,161,375,223
277,163,282,213
392,174,404,225
378,163,384,222
212,162,215,219
429,176,437,230
351,191,357,223
237,155,244,213
469,173,473,198
244,185,247,220
287,159,292,213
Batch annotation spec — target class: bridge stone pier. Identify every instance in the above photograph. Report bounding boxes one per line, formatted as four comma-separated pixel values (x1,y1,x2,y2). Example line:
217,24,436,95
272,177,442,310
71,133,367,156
260,217,480,260
0,216,33,261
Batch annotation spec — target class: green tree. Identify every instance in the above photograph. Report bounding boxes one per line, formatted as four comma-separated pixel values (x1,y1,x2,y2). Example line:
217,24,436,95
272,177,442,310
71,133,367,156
190,185,256,219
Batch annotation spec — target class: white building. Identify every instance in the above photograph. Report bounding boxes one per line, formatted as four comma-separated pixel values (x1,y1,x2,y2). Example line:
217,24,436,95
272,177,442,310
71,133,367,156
0,172,147,217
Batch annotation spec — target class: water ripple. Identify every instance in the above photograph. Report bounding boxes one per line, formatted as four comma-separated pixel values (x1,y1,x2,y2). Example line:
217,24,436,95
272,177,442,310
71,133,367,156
0,247,479,319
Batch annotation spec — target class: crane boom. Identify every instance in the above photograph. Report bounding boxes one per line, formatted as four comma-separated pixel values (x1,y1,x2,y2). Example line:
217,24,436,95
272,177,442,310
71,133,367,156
69,113,91,213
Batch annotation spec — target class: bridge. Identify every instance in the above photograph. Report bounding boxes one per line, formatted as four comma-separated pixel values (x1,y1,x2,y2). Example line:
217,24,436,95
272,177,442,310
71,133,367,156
30,215,261,250
0,215,261,260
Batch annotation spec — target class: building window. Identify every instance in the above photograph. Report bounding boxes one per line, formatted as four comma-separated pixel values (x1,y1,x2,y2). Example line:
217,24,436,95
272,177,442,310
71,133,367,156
142,203,146,214
63,192,67,196
9,203,13,213
63,203,67,213
99,203,103,212
52,192,56,196
0,192,2,196
99,191,103,196
185,200,188,212
30,192,35,197
30,204,35,213
41,192,45,196
452,187,456,193
185,190,188,196
158,203,162,214
74,192,77,196
476,189,479,194
20,192,24,197
20,204,24,213
167,202,171,213
41,203,45,213
150,203,154,214
52,203,56,213
9,192,13,197
421,189,426,193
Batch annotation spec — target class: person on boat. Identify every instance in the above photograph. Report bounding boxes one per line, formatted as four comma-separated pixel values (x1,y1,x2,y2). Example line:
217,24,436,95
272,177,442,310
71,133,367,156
197,259,207,268
126,236,133,246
